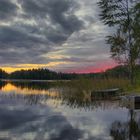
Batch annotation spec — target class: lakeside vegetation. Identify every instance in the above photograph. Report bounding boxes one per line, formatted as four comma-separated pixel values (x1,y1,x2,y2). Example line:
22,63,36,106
1,65,140,93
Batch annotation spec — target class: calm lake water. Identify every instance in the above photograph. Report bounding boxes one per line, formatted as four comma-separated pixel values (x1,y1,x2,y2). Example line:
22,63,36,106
0,81,139,140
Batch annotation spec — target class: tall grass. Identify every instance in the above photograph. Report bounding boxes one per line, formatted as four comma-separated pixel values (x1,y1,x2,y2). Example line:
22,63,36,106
62,78,140,94
47,78,140,95
68,78,127,89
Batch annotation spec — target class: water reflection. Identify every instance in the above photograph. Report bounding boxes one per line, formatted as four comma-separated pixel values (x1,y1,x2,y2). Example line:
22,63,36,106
110,109,140,140
11,81,54,91
0,98,84,140
110,96,140,140
0,81,6,90
0,81,120,110
0,81,139,140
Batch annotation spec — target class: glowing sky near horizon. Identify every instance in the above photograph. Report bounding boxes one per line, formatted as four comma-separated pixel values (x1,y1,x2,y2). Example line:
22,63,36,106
0,0,117,73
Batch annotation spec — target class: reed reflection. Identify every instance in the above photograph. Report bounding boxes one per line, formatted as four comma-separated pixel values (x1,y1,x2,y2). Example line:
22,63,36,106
0,81,121,110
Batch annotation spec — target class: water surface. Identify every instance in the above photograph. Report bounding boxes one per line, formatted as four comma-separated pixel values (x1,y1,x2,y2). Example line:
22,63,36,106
0,81,139,140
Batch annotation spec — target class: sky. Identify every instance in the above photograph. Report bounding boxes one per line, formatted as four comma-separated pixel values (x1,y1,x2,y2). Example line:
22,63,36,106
0,0,117,73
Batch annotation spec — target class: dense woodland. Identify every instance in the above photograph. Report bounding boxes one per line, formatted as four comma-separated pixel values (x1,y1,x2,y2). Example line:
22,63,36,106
0,69,8,79
0,65,135,80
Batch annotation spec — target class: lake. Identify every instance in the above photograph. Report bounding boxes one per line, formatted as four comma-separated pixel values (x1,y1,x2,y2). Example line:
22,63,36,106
0,81,139,140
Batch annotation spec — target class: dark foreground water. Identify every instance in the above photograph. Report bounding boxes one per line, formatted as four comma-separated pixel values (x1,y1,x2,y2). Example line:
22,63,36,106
0,81,139,140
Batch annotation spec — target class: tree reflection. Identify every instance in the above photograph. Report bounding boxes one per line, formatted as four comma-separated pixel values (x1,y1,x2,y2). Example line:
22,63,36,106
110,109,140,140
0,81,6,90
11,81,54,90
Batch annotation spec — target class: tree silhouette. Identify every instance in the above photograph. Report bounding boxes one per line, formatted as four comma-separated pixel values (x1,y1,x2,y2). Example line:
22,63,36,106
98,0,140,84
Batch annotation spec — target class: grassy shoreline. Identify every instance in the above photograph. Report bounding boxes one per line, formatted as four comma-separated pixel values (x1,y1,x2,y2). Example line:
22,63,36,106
1,78,140,94
62,78,140,94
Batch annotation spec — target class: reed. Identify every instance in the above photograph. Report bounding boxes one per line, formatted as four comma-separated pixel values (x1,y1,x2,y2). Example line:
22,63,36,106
62,78,140,94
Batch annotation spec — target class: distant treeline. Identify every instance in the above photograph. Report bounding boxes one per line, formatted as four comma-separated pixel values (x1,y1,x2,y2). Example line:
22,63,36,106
10,69,80,80
0,65,135,80
0,69,8,79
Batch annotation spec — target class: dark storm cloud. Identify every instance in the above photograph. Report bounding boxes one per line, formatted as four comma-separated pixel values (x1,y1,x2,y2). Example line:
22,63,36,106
0,0,18,21
0,26,51,64
19,0,84,43
46,0,83,32
0,0,85,66
0,0,114,72
0,26,44,45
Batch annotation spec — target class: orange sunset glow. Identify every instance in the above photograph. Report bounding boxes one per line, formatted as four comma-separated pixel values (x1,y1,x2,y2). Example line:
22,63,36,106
1,62,67,73
1,83,60,97
1,62,117,74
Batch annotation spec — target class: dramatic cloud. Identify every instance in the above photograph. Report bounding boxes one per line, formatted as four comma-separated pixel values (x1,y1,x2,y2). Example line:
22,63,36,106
19,0,84,43
0,0,18,21
0,0,116,73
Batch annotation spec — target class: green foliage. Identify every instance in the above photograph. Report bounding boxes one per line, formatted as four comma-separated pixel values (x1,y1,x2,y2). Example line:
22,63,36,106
107,31,127,63
98,0,132,26
98,0,140,84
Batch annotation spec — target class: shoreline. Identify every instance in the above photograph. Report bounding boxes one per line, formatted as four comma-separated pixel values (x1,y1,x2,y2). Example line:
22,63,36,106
0,79,71,82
